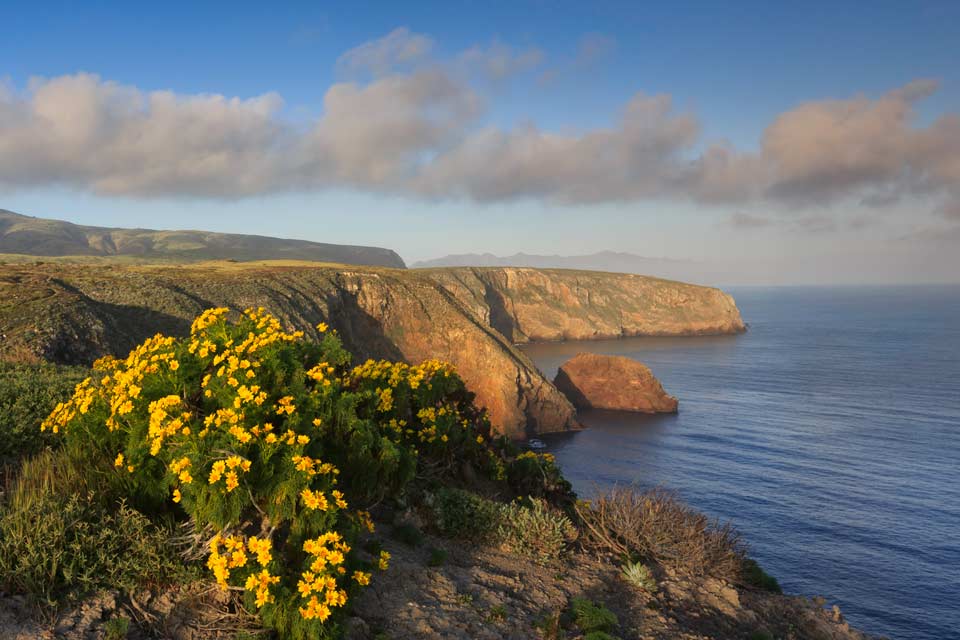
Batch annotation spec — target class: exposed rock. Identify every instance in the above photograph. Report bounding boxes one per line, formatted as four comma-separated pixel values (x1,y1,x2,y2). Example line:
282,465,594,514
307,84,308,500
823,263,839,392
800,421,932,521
426,267,746,342
553,353,679,413
0,262,743,436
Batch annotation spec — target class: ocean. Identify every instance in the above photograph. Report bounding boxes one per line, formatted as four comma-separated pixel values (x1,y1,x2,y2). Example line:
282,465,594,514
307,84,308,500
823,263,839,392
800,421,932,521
520,286,960,640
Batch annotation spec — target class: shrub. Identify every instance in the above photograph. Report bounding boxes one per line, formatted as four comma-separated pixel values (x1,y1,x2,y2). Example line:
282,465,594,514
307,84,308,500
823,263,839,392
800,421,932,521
40,307,496,639
431,487,500,540
741,558,782,593
497,498,574,564
0,362,89,461
104,616,131,640
575,487,744,581
569,598,618,633
583,633,619,640
620,560,657,592
427,547,447,567
391,523,424,547
506,451,573,507
0,450,184,606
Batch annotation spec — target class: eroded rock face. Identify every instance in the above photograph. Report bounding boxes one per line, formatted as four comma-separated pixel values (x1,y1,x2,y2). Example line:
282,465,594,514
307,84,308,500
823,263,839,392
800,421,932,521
553,353,679,413
425,267,746,342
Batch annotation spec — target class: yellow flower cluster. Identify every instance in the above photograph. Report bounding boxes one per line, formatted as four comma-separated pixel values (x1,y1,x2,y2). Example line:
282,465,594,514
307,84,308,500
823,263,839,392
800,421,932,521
517,450,556,464
207,533,250,587
300,486,349,512
297,532,351,621
208,455,251,493
147,395,191,456
349,358,451,390
42,378,96,434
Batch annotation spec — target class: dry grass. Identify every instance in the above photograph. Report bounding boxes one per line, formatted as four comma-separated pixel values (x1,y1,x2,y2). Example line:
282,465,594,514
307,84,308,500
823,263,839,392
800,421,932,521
575,487,745,582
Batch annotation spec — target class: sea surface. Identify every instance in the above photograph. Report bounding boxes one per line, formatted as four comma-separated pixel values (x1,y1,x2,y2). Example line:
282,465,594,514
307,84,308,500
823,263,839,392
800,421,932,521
520,286,960,640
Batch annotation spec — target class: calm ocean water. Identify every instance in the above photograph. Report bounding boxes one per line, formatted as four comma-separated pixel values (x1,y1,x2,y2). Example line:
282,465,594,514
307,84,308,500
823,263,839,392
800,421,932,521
520,286,960,640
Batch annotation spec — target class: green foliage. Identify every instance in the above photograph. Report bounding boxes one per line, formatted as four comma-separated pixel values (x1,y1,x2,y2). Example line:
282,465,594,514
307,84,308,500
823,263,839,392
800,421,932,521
487,604,507,622
40,307,497,638
0,450,184,606
620,560,657,592
534,612,566,640
569,598,618,633
431,487,501,540
497,498,573,564
103,615,131,640
583,632,619,640
427,547,448,567
741,558,782,593
0,362,89,461
391,523,424,547
506,451,574,507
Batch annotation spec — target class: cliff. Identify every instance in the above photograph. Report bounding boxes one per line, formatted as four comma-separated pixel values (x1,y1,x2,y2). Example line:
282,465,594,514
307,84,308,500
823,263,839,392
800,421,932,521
0,262,745,437
424,267,745,342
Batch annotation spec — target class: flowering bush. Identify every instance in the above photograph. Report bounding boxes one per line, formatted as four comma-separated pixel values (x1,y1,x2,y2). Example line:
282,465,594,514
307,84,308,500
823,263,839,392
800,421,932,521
42,307,494,638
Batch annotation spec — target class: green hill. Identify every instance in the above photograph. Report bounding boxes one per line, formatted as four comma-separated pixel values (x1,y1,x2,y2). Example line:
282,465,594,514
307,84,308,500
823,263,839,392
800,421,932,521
0,209,405,268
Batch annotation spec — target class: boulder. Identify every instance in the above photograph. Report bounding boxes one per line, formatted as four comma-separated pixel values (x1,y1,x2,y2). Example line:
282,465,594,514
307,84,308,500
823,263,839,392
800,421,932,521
553,353,678,413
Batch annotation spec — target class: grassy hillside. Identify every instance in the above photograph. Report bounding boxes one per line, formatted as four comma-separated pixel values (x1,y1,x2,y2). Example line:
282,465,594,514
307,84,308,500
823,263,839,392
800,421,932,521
0,209,405,268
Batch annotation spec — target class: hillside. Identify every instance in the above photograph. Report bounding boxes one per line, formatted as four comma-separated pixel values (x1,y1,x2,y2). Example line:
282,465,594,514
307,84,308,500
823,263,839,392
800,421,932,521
413,251,715,283
0,261,744,437
0,209,405,267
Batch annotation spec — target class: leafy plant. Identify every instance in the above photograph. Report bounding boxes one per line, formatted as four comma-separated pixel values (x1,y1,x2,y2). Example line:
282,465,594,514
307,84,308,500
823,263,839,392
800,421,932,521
0,450,184,606
741,558,782,593
620,560,657,592
104,615,131,640
569,598,618,633
40,307,496,638
427,547,448,567
391,522,424,547
0,362,89,461
431,487,500,540
497,498,574,564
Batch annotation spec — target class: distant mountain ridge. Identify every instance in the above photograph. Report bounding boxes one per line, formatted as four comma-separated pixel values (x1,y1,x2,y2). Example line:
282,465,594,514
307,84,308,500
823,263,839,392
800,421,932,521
412,251,709,282
0,209,406,268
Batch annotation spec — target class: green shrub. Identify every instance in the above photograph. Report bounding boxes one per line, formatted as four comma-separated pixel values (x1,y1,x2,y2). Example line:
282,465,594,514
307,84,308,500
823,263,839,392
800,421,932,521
391,522,424,547
741,558,782,593
583,632,619,640
40,307,497,639
0,362,89,461
427,547,447,567
497,498,573,564
104,615,131,640
506,451,573,507
620,560,657,592
431,487,500,540
569,598,618,633
0,451,184,606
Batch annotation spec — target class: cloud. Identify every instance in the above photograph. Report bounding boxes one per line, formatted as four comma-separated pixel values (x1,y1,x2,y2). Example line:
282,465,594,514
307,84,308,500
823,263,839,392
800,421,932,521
457,41,545,80
0,30,958,219
574,33,617,68
726,213,772,229
336,27,434,77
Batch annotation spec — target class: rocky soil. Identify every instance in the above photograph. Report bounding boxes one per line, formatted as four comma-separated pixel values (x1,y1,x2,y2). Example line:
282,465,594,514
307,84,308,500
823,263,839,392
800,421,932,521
553,353,678,414
0,525,879,640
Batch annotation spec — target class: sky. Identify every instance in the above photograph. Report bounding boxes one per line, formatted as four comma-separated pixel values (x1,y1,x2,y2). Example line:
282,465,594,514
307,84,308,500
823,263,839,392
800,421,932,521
1,0,959,284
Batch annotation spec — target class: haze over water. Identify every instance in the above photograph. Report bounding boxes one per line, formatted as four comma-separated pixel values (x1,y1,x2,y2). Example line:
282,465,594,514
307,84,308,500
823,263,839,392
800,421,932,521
521,286,960,640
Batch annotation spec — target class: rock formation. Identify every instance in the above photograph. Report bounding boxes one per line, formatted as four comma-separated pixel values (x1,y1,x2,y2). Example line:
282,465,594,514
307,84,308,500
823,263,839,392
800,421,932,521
425,267,745,342
0,262,741,436
553,353,679,413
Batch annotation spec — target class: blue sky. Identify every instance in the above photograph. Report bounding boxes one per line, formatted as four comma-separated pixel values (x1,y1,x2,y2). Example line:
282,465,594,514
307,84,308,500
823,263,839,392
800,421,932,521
1,1,959,282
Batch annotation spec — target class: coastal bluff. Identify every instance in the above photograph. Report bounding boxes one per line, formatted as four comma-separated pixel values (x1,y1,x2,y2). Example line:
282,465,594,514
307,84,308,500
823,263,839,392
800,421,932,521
0,262,744,438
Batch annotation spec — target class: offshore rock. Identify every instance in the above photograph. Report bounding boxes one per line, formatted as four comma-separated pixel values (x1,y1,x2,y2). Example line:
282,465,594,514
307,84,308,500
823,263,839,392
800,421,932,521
553,353,679,413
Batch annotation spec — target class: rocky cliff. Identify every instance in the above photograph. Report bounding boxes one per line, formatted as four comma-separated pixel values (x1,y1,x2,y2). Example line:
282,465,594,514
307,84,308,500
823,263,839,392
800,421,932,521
424,267,745,342
0,262,744,437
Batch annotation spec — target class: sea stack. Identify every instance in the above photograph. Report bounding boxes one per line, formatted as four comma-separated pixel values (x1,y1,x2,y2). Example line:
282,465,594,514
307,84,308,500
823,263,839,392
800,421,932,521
553,353,679,413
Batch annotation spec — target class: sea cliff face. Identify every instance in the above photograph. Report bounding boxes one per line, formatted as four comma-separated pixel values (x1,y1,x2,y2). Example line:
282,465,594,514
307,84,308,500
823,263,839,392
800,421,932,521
425,267,746,342
0,262,744,437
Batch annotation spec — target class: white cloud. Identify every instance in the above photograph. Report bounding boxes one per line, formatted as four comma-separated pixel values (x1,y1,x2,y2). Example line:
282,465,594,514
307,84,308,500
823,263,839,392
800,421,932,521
0,31,958,223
